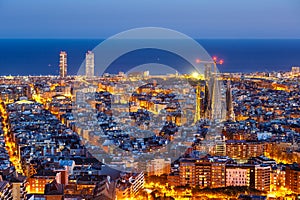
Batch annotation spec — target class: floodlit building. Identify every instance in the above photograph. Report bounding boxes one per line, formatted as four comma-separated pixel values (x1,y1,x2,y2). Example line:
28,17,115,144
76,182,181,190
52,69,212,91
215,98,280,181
255,165,271,192
226,167,250,187
211,161,226,188
146,158,171,176
59,51,67,77
285,163,300,194
116,172,144,199
85,51,94,77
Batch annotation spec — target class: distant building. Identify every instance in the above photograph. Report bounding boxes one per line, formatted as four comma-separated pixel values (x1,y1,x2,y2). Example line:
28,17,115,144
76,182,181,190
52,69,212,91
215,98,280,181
179,157,212,188
226,140,265,162
226,167,250,187
255,165,271,192
0,181,12,200
146,158,171,176
226,164,255,188
116,172,144,199
127,71,144,79
178,158,196,186
28,170,60,194
285,163,300,193
270,166,286,192
44,180,64,200
212,134,226,156
143,70,149,77
54,168,68,186
291,66,300,76
59,160,75,176
59,51,67,77
10,174,27,200
85,51,94,77
249,156,276,167
167,172,180,186
211,160,226,188
74,175,115,199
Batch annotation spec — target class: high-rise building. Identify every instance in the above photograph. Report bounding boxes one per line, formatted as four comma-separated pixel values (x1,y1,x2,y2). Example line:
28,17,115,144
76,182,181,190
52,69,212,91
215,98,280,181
211,160,226,188
226,167,250,187
226,164,255,188
255,165,271,192
59,51,67,77
196,158,212,188
85,51,94,77
178,157,212,188
285,163,300,193
179,158,196,186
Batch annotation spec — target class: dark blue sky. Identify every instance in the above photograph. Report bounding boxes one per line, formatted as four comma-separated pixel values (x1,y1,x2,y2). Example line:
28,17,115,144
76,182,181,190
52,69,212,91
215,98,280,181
0,0,300,39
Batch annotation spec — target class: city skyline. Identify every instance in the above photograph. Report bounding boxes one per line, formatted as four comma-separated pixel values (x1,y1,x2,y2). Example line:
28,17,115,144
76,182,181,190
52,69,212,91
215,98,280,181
0,69,300,199
0,1,300,199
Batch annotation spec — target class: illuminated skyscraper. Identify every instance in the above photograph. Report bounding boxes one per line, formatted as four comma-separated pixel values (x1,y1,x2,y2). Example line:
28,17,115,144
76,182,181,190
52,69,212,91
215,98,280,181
85,51,94,77
59,51,67,77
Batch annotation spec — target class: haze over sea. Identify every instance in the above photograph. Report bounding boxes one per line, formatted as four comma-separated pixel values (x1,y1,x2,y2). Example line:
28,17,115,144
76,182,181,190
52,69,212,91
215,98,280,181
0,39,300,76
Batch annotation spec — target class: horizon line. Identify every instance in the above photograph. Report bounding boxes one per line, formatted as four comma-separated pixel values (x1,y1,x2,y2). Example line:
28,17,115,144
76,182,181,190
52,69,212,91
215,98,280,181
1,37,300,40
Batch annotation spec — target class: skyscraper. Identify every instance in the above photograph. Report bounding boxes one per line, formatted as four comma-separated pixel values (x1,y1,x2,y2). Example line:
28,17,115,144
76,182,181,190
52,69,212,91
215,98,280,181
59,51,67,77
85,51,94,77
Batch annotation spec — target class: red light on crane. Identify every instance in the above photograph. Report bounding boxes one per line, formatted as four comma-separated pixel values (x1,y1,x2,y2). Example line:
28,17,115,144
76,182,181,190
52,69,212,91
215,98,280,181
212,56,217,61
219,59,224,65
196,59,201,63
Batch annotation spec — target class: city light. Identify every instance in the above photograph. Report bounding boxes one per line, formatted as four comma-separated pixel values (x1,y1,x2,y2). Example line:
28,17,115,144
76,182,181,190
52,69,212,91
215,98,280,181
0,48,298,200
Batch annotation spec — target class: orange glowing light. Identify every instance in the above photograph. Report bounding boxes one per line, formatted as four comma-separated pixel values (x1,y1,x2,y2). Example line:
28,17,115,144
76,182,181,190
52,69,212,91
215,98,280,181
219,59,224,65
212,56,217,61
196,59,201,63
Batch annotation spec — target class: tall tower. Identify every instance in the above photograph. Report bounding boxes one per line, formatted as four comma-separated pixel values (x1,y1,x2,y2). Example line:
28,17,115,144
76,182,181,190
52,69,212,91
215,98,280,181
194,84,201,123
59,51,67,77
211,62,222,121
226,80,235,121
85,51,95,77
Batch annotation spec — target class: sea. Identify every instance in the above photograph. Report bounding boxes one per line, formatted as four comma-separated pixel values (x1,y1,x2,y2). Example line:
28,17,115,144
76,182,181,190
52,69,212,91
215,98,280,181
0,39,300,76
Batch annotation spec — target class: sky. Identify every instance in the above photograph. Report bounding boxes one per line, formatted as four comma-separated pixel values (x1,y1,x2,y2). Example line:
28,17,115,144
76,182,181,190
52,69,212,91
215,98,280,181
0,0,300,39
